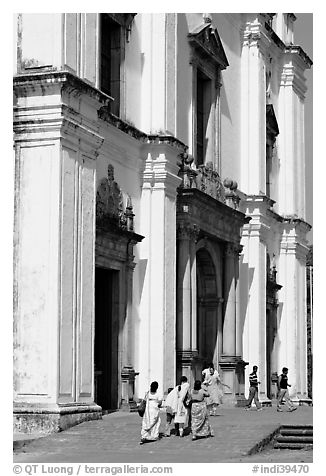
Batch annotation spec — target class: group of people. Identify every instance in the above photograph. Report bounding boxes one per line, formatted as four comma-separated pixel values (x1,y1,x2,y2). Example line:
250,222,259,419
244,365,297,413
139,363,229,445
139,364,298,445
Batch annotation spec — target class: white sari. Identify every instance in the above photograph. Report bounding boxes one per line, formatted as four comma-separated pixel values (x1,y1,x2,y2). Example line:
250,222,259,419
174,382,190,425
141,391,162,441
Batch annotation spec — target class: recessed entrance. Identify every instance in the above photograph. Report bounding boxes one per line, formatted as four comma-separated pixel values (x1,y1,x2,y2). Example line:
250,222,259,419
94,267,119,413
196,247,221,374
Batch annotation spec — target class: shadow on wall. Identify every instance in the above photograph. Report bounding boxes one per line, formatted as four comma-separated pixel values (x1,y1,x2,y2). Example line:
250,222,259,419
238,257,255,342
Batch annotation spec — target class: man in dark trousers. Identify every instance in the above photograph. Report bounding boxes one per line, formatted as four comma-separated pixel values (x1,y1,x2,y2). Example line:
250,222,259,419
277,367,297,412
244,365,262,411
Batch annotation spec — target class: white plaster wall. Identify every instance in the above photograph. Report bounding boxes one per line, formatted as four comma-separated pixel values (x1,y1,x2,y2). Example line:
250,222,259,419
19,14,62,70
176,14,193,146
14,144,60,403
214,14,243,183
140,14,166,134
125,16,142,127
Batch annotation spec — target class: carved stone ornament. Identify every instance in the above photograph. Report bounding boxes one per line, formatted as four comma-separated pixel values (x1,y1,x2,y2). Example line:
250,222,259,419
196,162,226,203
96,164,134,232
177,157,227,204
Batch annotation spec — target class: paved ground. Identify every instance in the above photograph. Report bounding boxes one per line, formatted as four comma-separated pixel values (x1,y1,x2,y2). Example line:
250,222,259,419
14,406,312,464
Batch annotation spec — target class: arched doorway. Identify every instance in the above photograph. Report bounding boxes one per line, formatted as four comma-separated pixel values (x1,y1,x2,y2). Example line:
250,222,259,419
196,247,222,378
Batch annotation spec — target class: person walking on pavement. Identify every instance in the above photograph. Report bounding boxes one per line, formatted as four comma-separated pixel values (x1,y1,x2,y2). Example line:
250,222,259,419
244,365,263,411
277,367,297,412
174,376,190,437
163,387,175,437
190,380,214,440
140,381,163,445
202,363,230,415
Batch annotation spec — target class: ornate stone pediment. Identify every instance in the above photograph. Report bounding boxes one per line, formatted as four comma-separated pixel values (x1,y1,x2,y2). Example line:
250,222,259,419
188,22,229,70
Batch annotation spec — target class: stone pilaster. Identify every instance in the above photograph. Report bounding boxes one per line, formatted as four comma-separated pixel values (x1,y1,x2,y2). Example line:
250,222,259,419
137,137,182,397
13,71,106,433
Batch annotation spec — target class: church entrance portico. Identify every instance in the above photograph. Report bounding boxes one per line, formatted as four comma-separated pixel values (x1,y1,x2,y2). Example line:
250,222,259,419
176,166,250,401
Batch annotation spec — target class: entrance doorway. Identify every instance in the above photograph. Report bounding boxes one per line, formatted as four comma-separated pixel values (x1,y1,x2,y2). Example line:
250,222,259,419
94,267,119,412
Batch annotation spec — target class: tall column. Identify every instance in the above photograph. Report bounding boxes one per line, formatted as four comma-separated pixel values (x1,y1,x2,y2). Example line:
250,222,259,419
278,222,311,403
222,244,236,356
278,48,312,218
220,243,246,404
137,139,181,397
120,243,140,412
240,16,269,195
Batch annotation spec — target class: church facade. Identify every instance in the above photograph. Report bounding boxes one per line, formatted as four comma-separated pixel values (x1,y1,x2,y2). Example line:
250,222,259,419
13,13,312,433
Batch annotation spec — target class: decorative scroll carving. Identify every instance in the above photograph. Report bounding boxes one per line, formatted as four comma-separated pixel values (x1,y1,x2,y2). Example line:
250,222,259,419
197,162,226,203
96,164,134,232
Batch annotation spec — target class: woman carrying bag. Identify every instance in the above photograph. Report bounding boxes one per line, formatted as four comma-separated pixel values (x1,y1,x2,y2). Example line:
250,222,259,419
139,381,162,445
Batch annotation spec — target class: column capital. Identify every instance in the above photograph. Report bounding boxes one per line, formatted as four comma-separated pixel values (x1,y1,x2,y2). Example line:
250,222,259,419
176,350,198,364
224,242,242,257
177,222,200,241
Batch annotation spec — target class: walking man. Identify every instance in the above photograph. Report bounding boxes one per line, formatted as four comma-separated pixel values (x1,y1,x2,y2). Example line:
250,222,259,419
245,365,262,411
277,367,297,412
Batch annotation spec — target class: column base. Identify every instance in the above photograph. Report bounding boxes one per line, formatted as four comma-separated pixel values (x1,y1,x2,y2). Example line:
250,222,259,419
120,365,139,412
176,350,199,387
260,398,272,407
120,401,139,412
298,398,313,406
235,395,248,407
13,402,102,435
219,355,248,406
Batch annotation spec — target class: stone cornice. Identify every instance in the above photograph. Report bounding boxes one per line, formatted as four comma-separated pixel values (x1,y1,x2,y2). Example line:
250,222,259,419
243,18,272,54
177,187,249,245
281,47,312,99
13,70,112,106
282,216,312,234
284,45,313,69
280,240,310,261
98,108,148,142
147,135,187,150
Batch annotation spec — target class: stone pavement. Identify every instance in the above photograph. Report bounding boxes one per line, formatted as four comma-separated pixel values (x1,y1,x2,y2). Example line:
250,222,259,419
14,406,312,464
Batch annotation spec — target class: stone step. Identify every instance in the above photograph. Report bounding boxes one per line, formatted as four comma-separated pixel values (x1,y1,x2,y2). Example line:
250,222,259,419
274,442,313,450
279,428,313,437
273,425,313,450
276,436,313,444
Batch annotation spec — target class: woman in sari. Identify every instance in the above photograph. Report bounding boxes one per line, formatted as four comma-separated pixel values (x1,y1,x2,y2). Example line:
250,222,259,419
140,381,162,445
202,363,230,416
174,376,190,437
190,380,214,440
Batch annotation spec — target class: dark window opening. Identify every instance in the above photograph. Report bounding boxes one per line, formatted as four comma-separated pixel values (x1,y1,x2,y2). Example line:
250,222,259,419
100,14,121,116
196,70,211,166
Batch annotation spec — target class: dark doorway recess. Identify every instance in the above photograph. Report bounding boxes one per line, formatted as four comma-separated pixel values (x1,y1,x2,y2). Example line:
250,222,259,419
94,266,119,413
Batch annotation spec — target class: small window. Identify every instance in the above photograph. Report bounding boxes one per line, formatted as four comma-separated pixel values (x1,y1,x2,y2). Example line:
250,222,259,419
100,14,121,116
196,70,211,166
